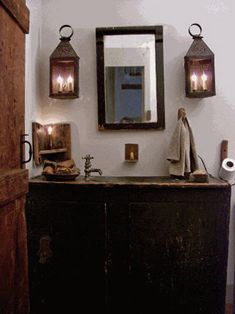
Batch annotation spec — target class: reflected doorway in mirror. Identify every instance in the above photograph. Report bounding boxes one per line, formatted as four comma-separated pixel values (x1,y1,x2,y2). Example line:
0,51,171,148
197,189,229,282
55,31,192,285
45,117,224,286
105,66,146,123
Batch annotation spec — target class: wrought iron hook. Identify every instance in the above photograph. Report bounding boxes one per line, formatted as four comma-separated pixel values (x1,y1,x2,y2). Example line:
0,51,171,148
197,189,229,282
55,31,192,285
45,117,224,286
59,24,74,40
188,23,203,39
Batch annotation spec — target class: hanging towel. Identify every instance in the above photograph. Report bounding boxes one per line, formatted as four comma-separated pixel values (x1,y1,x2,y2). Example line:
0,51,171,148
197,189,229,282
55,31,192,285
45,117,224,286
167,117,199,177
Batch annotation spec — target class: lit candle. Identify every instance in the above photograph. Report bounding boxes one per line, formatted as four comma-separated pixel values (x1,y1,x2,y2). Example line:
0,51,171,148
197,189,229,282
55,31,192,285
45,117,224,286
191,73,198,91
47,126,53,135
62,81,68,92
47,126,53,149
201,72,208,91
130,151,134,160
57,75,63,92
67,75,74,92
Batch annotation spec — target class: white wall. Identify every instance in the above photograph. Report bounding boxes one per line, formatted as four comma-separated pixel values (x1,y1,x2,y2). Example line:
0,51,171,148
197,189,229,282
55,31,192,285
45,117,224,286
26,0,235,288
25,0,43,177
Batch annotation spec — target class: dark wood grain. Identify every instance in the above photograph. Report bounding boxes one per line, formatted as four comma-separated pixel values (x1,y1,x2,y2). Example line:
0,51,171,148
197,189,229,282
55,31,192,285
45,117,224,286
129,201,228,313
0,195,29,314
27,198,105,313
0,4,26,168
221,140,228,165
26,176,230,314
227,304,233,314
0,0,29,34
0,2,29,313
0,169,28,206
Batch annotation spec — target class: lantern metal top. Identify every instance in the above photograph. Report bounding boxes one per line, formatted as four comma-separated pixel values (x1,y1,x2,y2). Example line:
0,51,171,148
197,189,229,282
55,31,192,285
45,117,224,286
185,23,214,58
50,24,79,59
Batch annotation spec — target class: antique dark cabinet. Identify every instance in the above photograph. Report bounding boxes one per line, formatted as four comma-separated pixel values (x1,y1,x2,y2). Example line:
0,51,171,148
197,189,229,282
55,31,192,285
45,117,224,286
26,177,230,314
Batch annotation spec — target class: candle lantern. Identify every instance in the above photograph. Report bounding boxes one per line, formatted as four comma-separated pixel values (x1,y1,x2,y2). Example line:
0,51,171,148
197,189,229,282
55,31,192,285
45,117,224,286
50,25,79,99
184,23,215,98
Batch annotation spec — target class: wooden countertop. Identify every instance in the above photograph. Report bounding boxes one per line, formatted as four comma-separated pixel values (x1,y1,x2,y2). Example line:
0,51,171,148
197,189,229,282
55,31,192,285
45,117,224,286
29,175,229,189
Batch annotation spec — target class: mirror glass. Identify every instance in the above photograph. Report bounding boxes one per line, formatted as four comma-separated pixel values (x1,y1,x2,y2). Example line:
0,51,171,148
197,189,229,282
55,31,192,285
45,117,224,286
96,26,165,130
104,34,157,124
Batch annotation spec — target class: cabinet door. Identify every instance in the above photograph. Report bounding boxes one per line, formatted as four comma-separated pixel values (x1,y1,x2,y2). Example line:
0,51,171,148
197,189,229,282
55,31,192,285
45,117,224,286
107,200,228,314
129,201,228,314
106,201,130,313
27,199,106,314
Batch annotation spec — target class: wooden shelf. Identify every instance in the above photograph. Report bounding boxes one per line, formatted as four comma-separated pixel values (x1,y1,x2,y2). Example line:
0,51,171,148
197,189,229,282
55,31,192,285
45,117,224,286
32,122,71,165
39,148,67,155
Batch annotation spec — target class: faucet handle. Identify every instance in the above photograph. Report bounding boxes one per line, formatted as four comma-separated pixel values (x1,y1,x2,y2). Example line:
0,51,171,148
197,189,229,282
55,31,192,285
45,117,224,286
82,154,94,169
82,154,94,162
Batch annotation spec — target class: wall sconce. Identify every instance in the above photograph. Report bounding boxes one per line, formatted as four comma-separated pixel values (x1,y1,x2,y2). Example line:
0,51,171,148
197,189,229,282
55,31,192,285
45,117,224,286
49,25,79,99
125,144,138,162
184,23,215,98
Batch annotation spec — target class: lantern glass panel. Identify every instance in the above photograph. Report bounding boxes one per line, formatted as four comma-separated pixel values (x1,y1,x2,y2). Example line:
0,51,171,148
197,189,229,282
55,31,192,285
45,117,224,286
188,59,213,93
51,60,75,95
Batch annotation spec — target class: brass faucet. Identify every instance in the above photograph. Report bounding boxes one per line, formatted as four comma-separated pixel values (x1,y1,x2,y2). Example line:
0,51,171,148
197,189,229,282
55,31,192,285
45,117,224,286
82,154,102,181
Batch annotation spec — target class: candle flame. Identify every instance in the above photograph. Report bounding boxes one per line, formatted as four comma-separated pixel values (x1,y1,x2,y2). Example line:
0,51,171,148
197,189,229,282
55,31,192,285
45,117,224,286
47,126,53,135
57,75,63,84
191,73,198,82
201,72,207,81
67,75,73,83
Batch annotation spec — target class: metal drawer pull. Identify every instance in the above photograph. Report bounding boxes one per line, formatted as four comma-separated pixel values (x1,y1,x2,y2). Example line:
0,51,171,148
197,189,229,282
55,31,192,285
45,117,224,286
37,235,53,264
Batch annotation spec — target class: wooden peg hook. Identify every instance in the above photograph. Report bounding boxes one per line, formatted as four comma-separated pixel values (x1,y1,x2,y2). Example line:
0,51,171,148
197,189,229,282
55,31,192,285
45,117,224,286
220,140,228,165
178,108,186,121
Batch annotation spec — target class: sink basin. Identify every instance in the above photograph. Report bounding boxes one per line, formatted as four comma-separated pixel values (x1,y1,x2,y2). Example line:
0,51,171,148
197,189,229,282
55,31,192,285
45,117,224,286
87,176,123,182
78,176,183,184
31,174,223,187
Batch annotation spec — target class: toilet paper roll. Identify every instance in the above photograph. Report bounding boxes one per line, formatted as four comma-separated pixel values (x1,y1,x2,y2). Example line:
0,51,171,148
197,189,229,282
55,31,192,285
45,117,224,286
219,158,235,181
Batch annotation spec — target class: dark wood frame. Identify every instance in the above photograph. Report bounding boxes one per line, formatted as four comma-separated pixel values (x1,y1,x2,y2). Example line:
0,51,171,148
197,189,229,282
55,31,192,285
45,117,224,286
96,26,165,130
0,0,29,33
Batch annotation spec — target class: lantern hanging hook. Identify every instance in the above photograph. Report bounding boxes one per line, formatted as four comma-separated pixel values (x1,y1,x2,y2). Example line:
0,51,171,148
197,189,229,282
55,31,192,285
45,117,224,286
59,24,74,41
188,23,203,39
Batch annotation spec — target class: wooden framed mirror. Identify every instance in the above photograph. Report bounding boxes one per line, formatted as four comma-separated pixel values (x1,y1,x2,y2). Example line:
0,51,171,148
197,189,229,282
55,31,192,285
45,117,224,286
96,26,165,130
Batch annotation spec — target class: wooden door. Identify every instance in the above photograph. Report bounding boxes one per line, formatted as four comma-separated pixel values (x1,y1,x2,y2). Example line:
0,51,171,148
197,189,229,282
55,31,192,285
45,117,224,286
0,1,30,313
0,0,29,168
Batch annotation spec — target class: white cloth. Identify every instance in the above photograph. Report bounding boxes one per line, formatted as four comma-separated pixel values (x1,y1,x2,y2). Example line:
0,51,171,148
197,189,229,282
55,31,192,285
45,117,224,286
167,117,199,177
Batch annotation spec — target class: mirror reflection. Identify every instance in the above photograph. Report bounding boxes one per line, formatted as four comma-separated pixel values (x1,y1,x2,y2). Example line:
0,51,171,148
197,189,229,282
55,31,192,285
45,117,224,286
96,26,165,130
104,34,157,124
